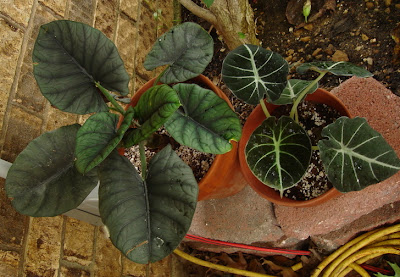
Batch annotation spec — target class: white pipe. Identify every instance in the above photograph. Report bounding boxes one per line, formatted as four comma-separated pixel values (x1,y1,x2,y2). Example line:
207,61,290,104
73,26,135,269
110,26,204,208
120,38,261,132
0,159,12,179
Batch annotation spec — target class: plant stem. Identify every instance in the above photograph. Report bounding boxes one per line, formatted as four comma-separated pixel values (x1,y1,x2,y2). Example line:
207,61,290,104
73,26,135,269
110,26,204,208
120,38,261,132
95,82,126,115
289,70,327,119
259,99,271,118
139,141,147,179
152,66,169,88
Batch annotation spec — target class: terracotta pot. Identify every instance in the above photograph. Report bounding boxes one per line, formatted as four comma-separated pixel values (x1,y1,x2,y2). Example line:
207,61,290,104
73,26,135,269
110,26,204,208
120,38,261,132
239,88,351,207
120,75,246,201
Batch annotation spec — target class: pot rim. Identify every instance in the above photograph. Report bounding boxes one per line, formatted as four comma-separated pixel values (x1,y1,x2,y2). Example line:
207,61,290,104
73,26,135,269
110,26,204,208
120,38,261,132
239,88,349,207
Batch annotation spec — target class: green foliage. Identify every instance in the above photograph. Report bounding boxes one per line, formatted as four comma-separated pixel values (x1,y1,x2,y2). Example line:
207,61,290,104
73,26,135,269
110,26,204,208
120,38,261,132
245,116,311,195
7,19,242,264
164,83,242,154
222,43,400,198
222,44,289,104
318,117,400,192
5,125,98,216
33,20,129,114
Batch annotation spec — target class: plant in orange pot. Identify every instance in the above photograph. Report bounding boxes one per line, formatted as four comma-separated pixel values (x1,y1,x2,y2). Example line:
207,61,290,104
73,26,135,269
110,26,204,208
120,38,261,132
5,20,242,264
222,44,400,207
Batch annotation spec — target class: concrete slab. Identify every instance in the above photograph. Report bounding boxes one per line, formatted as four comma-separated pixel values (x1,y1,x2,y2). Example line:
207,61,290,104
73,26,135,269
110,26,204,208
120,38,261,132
187,186,302,254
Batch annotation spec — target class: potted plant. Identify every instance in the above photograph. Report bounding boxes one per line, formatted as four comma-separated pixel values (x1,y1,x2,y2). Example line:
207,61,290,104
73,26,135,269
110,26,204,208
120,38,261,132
5,20,242,264
222,44,400,207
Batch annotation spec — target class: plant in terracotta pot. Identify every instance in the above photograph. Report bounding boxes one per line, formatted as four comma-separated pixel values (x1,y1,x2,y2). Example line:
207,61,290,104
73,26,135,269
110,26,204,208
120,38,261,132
5,20,242,264
222,44,400,207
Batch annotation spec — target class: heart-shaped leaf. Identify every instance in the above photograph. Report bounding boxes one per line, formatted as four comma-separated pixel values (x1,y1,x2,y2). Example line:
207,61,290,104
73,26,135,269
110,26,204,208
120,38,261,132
318,117,400,192
222,44,289,105
123,85,180,147
297,61,373,77
164,83,242,154
271,79,318,105
5,124,98,217
99,145,198,264
143,22,213,84
246,116,312,195
75,109,135,173
33,20,130,114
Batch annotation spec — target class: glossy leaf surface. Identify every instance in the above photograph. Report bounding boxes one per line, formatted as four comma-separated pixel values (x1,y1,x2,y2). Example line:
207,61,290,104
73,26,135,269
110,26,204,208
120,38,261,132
164,83,242,154
33,20,129,114
319,117,400,192
222,44,289,105
123,85,180,147
99,146,198,264
5,125,98,216
297,61,373,77
144,22,213,84
246,116,312,195
271,79,318,105
75,109,135,173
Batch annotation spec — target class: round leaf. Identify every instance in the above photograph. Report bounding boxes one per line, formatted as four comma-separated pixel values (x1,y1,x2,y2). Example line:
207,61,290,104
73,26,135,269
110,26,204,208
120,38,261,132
318,117,400,192
222,44,289,105
33,20,130,114
75,110,135,173
99,146,198,264
245,116,312,195
164,83,242,154
123,85,181,147
271,79,318,105
143,22,213,84
5,125,98,217
297,61,373,77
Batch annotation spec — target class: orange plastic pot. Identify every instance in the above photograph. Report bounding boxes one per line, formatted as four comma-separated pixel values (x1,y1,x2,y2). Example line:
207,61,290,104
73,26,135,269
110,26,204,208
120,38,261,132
120,75,246,201
239,88,351,207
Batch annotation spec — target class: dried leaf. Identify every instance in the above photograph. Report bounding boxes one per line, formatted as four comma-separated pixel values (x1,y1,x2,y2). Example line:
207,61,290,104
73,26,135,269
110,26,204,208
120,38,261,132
263,260,299,277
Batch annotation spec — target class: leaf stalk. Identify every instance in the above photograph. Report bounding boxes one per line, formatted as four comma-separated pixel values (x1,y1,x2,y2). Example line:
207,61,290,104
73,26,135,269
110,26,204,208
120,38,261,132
95,82,126,115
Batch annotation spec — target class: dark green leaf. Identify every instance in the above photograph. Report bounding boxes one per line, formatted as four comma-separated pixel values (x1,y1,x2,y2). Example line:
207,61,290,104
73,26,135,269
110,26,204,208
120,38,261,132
164,83,242,154
271,79,318,105
5,125,98,217
99,146,198,264
245,116,312,195
123,85,180,147
33,20,130,114
75,109,135,173
143,22,213,83
297,61,373,77
319,117,400,192
222,44,289,105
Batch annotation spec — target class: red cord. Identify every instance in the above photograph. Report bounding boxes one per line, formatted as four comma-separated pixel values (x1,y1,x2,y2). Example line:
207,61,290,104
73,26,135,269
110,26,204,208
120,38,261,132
184,234,393,274
185,234,310,256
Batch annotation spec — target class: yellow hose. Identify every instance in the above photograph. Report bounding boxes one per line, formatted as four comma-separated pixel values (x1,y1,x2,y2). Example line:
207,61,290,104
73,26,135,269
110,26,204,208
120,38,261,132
311,223,400,277
173,248,277,277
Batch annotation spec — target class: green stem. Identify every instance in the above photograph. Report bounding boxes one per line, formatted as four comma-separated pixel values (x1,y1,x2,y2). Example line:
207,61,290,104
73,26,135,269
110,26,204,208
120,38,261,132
259,99,271,118
289,71,327,119
152,66,169,88
139,141,147,179
95,82,126,115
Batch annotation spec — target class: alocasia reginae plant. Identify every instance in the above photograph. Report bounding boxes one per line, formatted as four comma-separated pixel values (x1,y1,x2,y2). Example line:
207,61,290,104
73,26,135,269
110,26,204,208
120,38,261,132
5,20,241,263
222,44,400,196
